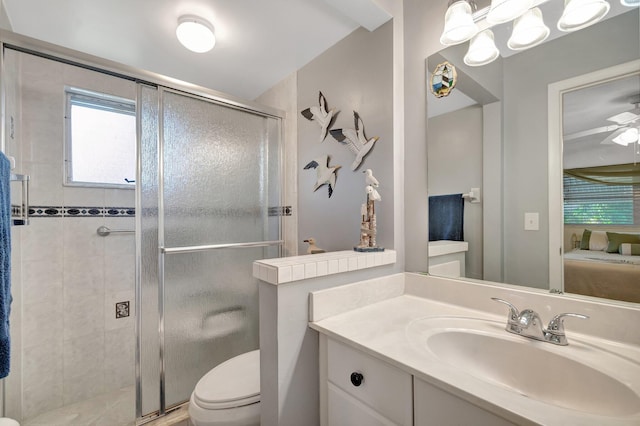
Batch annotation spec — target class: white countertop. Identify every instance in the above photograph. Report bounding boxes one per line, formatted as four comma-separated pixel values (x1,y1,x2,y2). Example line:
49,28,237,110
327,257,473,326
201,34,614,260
253,250,397,284
309,274,640,426
428,240,468,257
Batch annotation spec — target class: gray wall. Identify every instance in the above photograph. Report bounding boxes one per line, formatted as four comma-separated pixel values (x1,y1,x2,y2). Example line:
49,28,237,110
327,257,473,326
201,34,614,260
428,105,483,279
297,23,393,254
404,0,445,272
0,1,11,31
502,10,640,288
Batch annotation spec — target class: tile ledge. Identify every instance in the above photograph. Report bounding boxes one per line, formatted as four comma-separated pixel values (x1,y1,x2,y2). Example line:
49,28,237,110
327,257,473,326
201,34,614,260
253,249,397,285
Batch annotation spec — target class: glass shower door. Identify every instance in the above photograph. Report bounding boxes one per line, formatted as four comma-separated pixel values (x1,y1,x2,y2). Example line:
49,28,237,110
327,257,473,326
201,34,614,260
140,86,281,416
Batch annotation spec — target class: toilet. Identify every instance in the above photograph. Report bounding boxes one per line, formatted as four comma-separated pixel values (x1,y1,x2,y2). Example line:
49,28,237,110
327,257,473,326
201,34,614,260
188,349,260,426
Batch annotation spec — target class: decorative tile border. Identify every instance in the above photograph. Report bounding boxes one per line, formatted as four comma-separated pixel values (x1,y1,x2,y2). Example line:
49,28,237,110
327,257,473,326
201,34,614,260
28,206,135,218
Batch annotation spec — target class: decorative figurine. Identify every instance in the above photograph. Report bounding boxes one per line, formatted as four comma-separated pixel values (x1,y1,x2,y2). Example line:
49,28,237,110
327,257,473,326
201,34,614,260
330,111,378,171
303,237,325,254
301,91,337,143
303,155,341,198
355,168,384,252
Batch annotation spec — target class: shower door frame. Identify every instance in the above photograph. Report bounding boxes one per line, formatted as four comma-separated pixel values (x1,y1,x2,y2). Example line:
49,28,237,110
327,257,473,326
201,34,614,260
0,29,286,423
153,85,284,415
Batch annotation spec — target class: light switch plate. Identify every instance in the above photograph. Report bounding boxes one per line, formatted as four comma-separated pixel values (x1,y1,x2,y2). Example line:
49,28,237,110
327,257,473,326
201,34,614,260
524,212,539,231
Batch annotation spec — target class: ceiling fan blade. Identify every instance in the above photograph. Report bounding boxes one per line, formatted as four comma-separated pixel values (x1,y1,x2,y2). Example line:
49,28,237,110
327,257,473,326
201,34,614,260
600,128,628,145
564,125,620,141
607,111,639,125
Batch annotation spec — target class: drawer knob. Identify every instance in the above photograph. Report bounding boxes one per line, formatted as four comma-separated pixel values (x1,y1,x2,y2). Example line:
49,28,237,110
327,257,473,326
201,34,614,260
350,372,364,387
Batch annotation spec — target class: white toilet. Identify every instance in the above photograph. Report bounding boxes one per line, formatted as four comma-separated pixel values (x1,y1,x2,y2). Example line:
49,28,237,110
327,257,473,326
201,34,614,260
188,349,260,426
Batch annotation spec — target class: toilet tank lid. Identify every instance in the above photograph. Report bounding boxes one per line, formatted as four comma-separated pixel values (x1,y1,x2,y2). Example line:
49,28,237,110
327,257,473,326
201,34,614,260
194,349,260,407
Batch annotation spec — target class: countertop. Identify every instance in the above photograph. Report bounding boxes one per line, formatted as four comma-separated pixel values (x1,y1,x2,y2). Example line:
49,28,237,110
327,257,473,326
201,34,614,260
309,275,640,426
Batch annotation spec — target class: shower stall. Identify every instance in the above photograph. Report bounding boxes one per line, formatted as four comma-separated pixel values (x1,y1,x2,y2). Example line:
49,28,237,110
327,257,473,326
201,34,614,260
1,31,283,425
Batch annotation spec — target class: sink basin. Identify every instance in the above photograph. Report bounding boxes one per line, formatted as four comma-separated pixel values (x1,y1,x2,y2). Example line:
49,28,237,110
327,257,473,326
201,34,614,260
406,316,640,416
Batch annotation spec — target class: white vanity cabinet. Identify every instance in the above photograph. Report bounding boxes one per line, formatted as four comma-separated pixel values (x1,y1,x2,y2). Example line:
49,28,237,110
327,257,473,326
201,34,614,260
413,378,517,426
321,336,413,426
320,335,518,426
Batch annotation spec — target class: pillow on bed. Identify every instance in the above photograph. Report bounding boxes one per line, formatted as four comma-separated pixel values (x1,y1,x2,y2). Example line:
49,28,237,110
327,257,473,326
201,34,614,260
580,229,608,251
606,232,640,253
619,243,640,256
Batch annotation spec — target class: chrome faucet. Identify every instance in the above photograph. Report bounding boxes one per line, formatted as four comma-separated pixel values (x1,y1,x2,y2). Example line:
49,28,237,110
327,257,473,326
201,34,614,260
491,298,588,346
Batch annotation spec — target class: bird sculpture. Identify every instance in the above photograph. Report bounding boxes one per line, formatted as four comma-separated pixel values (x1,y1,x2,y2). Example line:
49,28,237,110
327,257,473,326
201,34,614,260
363,169,379,188
304,155,341,198
330,111,379,171
303,237,325,254
300,91,337,143
365,185,381,202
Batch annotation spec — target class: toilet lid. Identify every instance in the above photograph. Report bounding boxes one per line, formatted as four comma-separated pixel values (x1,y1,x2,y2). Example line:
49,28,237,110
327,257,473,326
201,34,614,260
194,349,260,410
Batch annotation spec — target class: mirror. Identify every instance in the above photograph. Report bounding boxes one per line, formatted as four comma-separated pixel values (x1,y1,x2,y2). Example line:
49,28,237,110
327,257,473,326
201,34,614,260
426,2,639,303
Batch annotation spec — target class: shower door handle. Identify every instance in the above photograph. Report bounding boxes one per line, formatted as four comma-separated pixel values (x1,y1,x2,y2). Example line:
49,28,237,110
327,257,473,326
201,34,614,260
10,173,29,226
160,239,283,255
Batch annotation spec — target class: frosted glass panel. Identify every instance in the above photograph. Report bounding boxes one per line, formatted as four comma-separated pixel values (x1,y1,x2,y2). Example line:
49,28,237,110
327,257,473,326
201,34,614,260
162,91,280,248
160,89,281,408
138,84,161,416
163,246,278,406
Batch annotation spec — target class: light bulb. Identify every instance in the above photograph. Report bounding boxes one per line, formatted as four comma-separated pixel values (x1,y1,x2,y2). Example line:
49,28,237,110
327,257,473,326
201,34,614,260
464,30,500,66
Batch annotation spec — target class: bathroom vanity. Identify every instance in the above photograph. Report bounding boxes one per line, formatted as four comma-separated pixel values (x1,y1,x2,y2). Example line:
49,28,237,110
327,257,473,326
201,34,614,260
309,273,640,426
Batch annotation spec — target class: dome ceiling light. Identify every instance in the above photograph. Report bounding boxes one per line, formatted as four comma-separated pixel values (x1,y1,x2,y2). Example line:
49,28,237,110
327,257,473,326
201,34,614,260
176,15,216,53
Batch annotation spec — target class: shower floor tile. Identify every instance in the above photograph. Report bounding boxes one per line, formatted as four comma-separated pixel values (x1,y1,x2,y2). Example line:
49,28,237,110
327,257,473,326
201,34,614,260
21,386,135,426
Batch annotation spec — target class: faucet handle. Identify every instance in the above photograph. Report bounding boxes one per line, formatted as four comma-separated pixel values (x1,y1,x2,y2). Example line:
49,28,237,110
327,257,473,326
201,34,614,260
491,298,519,322
547,313,589,334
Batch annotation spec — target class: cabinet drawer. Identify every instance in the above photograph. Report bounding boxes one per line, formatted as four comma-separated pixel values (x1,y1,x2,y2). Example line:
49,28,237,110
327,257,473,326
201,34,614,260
327,339,412,425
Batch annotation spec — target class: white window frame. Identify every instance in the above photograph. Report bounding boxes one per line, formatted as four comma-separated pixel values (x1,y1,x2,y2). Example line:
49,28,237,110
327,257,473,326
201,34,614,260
64,86,136,189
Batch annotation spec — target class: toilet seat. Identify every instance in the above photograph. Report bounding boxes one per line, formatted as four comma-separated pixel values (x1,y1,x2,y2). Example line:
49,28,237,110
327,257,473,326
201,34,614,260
193,350,260,410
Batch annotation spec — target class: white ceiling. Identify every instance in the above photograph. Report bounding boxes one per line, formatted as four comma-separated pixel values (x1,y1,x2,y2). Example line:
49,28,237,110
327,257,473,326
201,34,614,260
3,0,390,100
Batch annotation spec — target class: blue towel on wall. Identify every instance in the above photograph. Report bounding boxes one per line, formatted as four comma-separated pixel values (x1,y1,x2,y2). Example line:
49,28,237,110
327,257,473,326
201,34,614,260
0,153,11,378
429,193,464,242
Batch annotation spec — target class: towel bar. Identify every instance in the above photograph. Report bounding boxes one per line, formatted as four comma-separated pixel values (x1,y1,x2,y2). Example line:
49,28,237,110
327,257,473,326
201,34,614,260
97,225,134,237
161,239,283,254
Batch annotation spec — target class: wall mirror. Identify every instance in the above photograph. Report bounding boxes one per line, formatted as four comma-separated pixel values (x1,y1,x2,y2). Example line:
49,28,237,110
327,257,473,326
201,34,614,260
426,0,639,304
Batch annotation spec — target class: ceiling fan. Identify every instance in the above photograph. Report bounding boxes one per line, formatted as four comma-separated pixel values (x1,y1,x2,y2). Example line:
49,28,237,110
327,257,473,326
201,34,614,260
564,96,640,146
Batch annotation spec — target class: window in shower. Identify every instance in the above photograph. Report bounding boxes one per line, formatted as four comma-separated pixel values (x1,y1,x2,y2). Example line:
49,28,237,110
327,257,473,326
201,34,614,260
64,87,136,188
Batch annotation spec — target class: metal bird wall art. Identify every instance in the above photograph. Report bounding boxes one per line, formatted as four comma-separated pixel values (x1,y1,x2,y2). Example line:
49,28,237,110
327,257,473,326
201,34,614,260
330,111,379,171
303,155,341,198
300,91,337,143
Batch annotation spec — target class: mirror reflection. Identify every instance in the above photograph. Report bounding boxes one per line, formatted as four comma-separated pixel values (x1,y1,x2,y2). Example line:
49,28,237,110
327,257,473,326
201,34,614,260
426,2,639,303
561,73,640,303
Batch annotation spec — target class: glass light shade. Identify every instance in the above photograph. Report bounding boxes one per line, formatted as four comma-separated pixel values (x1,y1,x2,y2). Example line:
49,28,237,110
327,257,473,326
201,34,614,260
176,16,216,53
507,8,550,50
440,1,479,46
621,0,639,6
464,30,500,66
612,128,639,146
557,0,610,32
486,0,533,24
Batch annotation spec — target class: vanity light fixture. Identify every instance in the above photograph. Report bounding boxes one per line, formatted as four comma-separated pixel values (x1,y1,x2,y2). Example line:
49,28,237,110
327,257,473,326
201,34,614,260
612,127,639,146
440,0,479,46
557,0,611,32
620,0,639,6
176,15,216,53
442,0,613,65
464,30,500,66
507,7,550,50
486,0,534,24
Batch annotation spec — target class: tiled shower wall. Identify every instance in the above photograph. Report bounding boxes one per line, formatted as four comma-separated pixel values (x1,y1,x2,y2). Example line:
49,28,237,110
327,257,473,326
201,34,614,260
6,50,136,420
